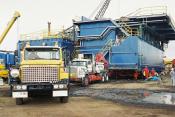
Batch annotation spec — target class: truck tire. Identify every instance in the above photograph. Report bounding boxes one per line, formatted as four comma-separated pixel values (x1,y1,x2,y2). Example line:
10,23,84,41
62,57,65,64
9,85,12,97
102,75,105,82
16,98,23,105
82,75,89,87
105,73,109,82
102,73,109,82
60,97,69,103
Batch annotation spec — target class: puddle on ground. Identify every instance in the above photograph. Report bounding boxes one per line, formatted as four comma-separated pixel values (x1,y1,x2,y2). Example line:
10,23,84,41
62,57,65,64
143,93,175,105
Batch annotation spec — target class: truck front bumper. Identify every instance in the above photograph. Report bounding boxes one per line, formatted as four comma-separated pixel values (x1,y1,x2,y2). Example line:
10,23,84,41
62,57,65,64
70,78,83,82
12,83,68,98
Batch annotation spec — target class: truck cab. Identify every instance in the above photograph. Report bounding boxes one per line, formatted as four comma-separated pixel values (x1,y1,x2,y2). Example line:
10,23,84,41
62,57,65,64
10,45,69,105
70,57,108,86
70,59,90,80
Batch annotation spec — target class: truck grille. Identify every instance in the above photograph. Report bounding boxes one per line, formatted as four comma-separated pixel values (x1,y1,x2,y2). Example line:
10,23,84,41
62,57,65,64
21,66,59,83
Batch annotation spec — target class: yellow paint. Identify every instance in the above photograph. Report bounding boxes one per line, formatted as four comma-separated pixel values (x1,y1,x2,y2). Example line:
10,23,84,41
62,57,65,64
0,64,9,78
21,60,62,65
0,64,5,69
0,11,20,44
20,47,69,81
60,68,69,80
0,69,9,78
163,58,173,65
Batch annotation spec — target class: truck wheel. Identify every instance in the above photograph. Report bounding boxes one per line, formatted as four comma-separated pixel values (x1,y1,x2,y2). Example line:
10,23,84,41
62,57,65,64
9,85,12,97
82,76,89,87
102,73,108,82
16,98,23,105
60,97,69,103
105,74,109,82
102,76,105,82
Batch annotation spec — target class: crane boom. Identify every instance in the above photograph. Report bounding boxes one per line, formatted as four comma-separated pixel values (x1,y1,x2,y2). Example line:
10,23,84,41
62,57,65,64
94,0,111,20
0,11,20,44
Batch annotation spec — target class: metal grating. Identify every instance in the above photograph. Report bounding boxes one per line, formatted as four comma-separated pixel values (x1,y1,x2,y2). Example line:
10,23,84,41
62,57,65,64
21,66,59,83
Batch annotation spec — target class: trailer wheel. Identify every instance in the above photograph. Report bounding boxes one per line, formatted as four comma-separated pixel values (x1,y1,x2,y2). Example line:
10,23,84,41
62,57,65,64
82,75,89,87
102,73,108,82
60,97,69,103
102,75,105,82
9,85,12,97
16,98,23,105
105,74,109,82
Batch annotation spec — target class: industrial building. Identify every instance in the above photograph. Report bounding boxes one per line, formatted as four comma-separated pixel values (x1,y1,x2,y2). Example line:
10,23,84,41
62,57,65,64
73,6,175,78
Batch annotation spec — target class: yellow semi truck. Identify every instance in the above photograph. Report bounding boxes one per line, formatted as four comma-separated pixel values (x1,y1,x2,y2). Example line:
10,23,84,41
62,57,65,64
10,40,72,105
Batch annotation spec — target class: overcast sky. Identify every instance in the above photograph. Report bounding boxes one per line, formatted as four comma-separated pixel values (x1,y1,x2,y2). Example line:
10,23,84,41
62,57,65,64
0,0,175,58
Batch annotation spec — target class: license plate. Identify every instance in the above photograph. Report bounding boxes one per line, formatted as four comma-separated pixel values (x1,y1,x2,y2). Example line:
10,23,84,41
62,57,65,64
12,92,28,98
53,90,68,97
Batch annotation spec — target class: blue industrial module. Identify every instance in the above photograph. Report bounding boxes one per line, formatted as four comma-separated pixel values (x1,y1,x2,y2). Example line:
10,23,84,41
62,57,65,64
73,12,175,78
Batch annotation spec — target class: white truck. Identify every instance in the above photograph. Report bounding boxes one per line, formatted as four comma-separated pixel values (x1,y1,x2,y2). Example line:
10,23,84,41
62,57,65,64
70,56,108,86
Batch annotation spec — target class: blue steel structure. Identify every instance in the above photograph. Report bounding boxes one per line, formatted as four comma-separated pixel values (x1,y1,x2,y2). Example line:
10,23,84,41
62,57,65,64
0,51,15,69
16,38,74,64
73,10,175,77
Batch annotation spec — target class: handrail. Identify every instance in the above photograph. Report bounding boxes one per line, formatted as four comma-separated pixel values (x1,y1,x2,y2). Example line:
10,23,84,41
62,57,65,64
110,20,130,36
20,28,73,40
118,19,139,36
100,39,114,56
77,19,131,40
77,26,116,40
168,15,175,31
126,6,167,17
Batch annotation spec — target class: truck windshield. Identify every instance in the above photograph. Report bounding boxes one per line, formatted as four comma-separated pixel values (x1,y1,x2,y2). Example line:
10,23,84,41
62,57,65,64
25,48,60,60
72,61,87,66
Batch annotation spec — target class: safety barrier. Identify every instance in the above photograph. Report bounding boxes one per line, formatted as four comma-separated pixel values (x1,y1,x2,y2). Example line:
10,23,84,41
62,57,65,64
126,6,167,17
20,29,72,40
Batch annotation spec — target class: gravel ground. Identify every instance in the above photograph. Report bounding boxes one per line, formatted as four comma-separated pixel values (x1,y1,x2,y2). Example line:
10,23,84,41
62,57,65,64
0,77,175,117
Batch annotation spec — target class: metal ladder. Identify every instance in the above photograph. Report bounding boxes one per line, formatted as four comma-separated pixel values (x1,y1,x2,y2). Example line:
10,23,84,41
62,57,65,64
100,39,114,56
118,17,139,36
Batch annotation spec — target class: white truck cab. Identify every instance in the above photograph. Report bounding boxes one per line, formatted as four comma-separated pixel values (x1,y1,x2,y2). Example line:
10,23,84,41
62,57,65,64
70,59,90,82
70,56,108,86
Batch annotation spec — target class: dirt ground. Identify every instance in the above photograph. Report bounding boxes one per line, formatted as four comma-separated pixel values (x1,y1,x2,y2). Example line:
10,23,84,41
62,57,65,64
0,76,175,117
0,97,175,117
90,75,173,91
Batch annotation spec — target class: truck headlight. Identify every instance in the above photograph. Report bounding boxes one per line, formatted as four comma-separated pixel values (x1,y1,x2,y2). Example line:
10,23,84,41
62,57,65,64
14,85,27,90
22,85,27,90
53,84,67,89
59,84,64,89
10,69,19,78
16,85,22,90
53,84,59,89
